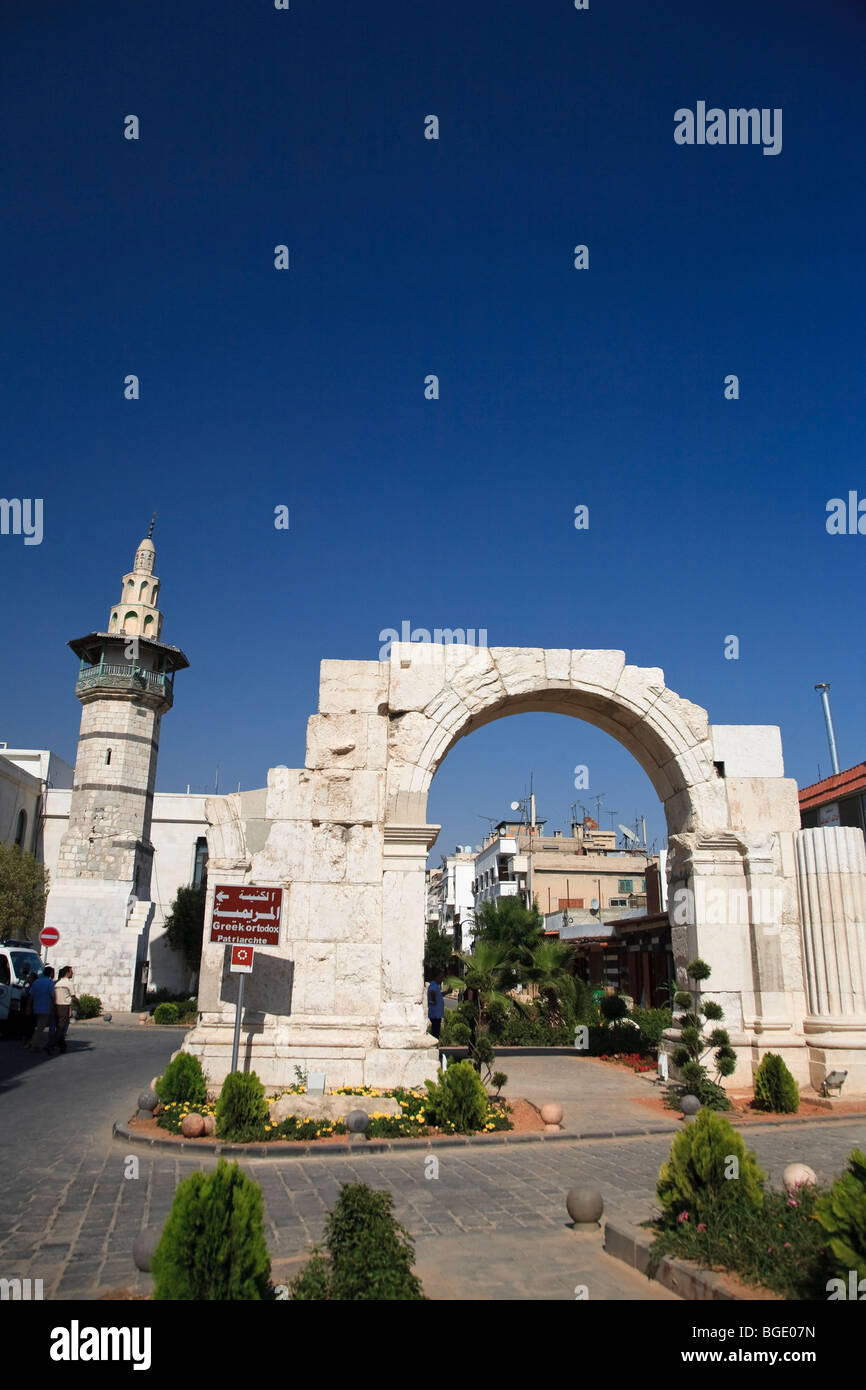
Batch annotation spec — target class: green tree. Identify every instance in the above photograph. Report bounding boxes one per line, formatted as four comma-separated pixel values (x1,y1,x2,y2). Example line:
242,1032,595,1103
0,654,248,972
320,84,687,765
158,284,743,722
290,1183,425,1300
163,882,206,978
671,958,737,1109
424,923,453,977
520,938,576,1027
472,896,543,957
444,940,520,1077
151,1159,273,1300
0,843,48,941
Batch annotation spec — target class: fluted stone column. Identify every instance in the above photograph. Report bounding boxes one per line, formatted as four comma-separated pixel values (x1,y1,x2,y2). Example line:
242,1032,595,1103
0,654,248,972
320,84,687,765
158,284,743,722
796,826,866,1093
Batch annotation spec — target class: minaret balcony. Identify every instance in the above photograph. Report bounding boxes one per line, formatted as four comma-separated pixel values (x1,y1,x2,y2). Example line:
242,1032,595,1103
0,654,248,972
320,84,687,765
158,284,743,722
75,664,174,708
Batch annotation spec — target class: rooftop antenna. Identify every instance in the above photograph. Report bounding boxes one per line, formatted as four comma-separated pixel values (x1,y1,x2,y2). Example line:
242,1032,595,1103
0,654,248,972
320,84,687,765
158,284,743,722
606,810,619,831
592,793,605,825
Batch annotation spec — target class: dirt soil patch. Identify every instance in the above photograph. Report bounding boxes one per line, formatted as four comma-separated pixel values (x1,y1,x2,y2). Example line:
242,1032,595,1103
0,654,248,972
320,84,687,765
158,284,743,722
633,1090,866,1125
126,1097,544,1147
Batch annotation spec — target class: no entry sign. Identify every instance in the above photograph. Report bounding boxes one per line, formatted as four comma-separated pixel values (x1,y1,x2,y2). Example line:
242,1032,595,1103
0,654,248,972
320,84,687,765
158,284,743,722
209,885,283,946
230,945,255,974
40,926,60,948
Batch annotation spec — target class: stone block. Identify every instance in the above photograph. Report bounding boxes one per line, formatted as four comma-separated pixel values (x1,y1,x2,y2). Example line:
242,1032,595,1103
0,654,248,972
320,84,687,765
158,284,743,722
491,647,547,697
726,778,801,834
711,725,784,778
265,767,313,821
334,942,381,1014
318,659,389,714
387,643,448,712
306,884,381,943
305,714,387,772
268,1093,401,1122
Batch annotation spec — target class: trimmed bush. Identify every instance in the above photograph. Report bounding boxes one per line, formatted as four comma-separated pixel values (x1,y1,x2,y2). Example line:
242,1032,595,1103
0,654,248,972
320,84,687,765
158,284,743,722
153,1002,179,1025
151,1158,272,1300
290,1183,424,1300
75,994,102,1020
657,1107,764,1221
424,1060,488,1134
814,1148,866,1284
215,1070,269,1143
599,993,628,1022
753,1052,799,1114
155,1051,207,1106
630,1006,672,1045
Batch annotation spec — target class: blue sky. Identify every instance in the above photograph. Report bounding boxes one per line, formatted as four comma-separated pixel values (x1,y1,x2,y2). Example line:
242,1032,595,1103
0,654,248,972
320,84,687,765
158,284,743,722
2,0,864,863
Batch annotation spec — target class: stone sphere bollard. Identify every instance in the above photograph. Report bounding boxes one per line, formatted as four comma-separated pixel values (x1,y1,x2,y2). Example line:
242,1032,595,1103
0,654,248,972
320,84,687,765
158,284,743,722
566,1188,604,1230
202,1114,216,1136
181,1112,205,1138
540,1102,563,1132
132,1226,162,1273
347,1109,370,1143
783,1163,817,1193
137,1088,158,1119
681,1094,701,1119
103,1012,112,1023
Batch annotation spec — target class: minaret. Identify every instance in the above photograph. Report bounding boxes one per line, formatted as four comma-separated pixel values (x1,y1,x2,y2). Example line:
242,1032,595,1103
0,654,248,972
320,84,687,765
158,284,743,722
47,523,189,1011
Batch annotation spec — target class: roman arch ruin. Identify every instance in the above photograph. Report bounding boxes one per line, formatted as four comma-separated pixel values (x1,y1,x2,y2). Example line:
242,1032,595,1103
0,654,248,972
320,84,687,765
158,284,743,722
185,645,866,1093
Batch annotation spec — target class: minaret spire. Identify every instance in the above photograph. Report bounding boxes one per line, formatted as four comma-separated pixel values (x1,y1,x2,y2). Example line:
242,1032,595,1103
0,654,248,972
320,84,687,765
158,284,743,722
147,512,156,540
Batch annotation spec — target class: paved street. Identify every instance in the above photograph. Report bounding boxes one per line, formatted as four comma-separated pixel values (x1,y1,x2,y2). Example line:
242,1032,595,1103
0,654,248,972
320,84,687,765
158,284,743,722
2,1026,864,1301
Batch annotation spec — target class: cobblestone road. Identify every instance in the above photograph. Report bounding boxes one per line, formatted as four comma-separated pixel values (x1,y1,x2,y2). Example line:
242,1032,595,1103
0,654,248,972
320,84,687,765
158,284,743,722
2,1025,864,1301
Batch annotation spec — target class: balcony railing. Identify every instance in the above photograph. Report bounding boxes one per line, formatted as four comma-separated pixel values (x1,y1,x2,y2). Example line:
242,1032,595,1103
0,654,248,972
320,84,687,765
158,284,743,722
76,665,172,701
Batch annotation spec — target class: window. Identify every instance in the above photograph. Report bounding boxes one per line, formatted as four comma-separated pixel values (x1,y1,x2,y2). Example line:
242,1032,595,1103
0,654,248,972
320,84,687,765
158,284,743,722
105,749,112,765
618,880,633,894
610,897,628,907
0,957,9,985
14,809,27,849
193,836,208,888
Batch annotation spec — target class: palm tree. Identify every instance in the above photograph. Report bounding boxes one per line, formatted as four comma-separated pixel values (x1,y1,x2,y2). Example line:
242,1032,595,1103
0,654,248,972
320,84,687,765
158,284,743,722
443,940,518,1035
519,939,576,1028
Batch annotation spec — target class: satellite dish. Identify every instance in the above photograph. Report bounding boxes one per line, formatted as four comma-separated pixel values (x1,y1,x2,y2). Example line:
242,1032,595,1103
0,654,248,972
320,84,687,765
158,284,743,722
619,824,639,843
510,801,520,811
590,898,599,910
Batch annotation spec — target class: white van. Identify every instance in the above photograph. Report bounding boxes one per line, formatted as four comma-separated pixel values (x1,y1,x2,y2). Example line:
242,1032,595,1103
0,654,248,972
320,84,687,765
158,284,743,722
0,939,45,1035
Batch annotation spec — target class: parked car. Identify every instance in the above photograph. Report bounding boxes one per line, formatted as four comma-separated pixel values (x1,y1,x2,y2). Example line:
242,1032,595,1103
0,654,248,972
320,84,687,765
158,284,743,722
0,939,45,1036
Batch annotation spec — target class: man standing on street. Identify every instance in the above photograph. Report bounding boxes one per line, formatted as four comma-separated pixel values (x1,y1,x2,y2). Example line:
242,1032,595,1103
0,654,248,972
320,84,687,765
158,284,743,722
427,969,445,1040
49,966,78,1053
27,966,56,1052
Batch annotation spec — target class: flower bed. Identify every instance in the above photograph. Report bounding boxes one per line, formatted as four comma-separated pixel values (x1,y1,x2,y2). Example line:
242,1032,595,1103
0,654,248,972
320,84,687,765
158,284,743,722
155,1085,512,1143
597,1052,656,1074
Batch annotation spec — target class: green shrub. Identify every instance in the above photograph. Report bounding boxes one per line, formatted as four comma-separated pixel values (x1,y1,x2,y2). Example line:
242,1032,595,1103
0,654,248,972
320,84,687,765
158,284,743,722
656,1108,764,1221
649,1182,831,1300
753,1052,799,1114
153,1002,179,1025
599,993,628,1022
151,1158,273,1300
75,993,102,1019
215,1070,269,1142
424,1060,488,1134
630,1006,672,1046
290,1183,424,1300
814,1148,866,1284
155,1052,207,1106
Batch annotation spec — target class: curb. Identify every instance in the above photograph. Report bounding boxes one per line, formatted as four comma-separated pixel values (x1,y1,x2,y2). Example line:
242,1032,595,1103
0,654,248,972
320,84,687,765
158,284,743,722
604,1217,741,1301
112,1120,599,1159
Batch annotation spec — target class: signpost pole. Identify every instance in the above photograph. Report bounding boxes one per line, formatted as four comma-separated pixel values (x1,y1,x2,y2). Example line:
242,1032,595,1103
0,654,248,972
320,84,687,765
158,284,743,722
230,971,245,1074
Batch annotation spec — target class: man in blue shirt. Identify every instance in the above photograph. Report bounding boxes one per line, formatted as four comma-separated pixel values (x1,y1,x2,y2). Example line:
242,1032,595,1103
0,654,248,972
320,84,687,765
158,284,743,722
27,966,55,1052
427,970,445,1039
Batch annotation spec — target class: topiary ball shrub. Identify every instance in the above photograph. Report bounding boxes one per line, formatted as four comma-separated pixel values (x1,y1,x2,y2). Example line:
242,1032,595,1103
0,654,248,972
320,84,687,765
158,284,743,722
75,994,102,1020
215,1070,269,1143
657,1107,765,1222
151,1158,273,1300
599,993,629,1023
814,1148,866,1284
290,1183,424,1300
424,1060,488,1134
753,1052,800,1114
153,1002,180,1025
155,1052,207,1107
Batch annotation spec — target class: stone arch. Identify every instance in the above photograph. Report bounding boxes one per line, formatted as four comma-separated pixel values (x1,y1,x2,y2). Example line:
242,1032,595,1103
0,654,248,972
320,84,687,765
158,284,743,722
382,646,727,839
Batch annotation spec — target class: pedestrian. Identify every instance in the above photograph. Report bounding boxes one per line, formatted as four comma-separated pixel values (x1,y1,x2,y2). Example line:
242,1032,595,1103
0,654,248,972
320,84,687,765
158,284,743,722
27,966,55,1052
21,968,39,1044
426,969,445,1040
49,966,78,1054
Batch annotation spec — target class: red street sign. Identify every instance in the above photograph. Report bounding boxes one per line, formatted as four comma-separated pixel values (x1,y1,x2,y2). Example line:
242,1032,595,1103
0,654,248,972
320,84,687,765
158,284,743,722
230,945,255,974
40,927,60,947
209,885,283,946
